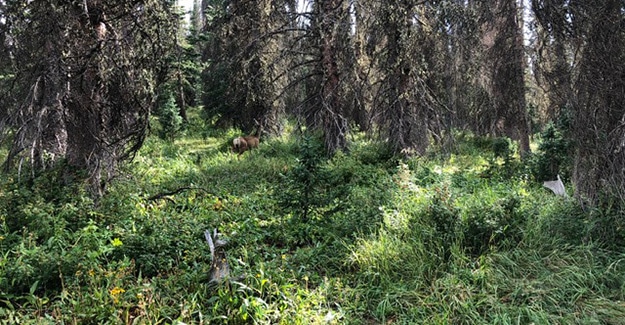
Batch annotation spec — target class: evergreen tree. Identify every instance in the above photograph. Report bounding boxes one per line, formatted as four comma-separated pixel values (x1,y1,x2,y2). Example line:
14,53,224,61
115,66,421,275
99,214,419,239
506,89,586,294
201,0,290,136
533,1,625,204
0,0,178,195
478,0,531,156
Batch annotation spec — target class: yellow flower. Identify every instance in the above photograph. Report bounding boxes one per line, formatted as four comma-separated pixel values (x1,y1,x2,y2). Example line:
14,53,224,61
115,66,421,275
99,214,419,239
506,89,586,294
111,238,123,247
110,287,126,296
213,198,224,211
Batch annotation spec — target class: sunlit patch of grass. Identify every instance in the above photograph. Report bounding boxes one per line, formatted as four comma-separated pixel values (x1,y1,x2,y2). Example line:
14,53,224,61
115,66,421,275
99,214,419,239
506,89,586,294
179,137,221,153
447,153,490,173
484,247,625,324
346,219,625,323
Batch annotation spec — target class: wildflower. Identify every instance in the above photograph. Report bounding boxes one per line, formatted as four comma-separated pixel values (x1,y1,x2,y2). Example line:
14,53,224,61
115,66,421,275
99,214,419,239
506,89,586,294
111,238,123,247
110,287,126,296
110,287,125,304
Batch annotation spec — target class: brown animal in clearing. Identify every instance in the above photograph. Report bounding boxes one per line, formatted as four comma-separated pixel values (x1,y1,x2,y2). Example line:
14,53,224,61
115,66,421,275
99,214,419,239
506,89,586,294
232,135,259,158
242,136,259,150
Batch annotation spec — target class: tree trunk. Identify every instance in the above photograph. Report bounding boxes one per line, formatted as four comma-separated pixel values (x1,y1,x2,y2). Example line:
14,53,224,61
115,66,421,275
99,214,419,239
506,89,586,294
378,0,429,156
483,0,531,157
316,0,348,154
572,1,625,204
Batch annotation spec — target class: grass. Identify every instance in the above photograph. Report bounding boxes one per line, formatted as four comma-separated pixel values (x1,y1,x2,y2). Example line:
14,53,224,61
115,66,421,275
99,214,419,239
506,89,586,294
1,119,625,324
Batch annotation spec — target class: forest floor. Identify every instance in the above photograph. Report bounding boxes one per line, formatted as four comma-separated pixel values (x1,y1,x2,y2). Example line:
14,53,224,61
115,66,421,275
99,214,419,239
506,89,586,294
2,119,625,324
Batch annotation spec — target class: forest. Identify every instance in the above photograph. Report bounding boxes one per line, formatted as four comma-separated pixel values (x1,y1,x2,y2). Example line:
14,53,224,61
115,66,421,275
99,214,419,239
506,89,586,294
1,0,625,323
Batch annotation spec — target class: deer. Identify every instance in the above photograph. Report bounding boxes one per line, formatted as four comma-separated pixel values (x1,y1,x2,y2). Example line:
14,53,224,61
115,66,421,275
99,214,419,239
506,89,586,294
232,135,259,157
232,123,261,158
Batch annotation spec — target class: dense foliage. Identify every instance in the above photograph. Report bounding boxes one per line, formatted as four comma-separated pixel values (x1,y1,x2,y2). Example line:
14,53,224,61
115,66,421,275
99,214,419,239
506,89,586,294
1,115,625,323
1,0,625,323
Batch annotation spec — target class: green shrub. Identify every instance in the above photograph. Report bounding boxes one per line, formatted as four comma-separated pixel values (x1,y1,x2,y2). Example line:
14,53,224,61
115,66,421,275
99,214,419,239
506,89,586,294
275,135,332,223
588,198,625,250
422,184,460,259
482,137,521,179
410,162,442,186
349,139,394,167
110,208,212,278
4,118,625,324
459,193,523,255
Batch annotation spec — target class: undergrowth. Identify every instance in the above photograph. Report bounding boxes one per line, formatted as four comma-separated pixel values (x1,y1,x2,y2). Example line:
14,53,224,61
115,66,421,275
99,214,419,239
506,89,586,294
1,124,625,324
